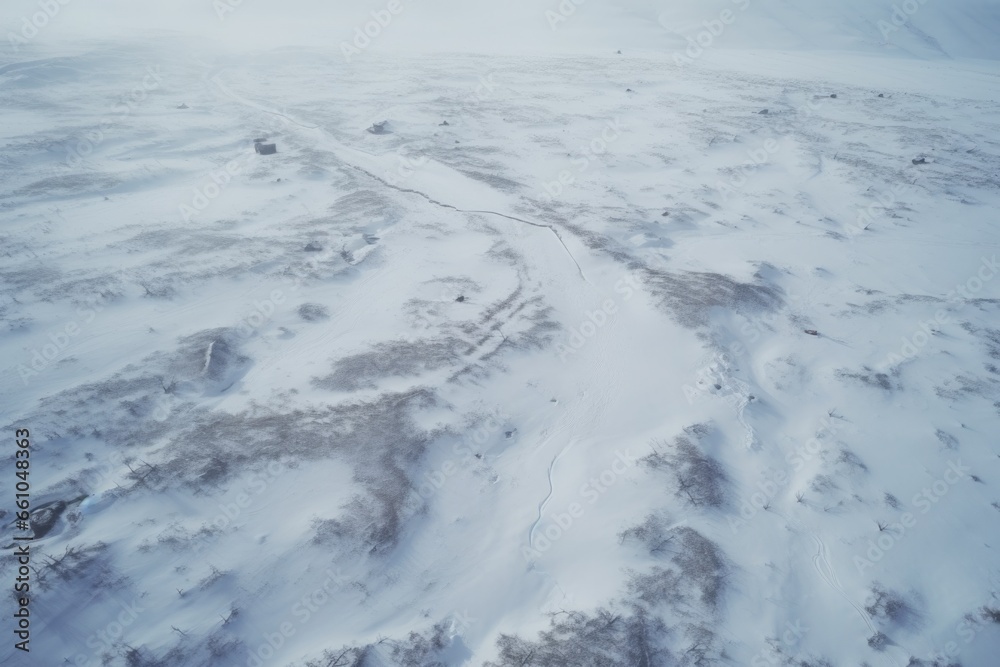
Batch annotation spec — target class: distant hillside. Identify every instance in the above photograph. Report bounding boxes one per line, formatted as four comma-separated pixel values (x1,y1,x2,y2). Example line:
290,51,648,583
3,0,1000,59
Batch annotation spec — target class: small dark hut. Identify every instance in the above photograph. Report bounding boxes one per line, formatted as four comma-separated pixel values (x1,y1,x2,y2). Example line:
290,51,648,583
255,141,277,155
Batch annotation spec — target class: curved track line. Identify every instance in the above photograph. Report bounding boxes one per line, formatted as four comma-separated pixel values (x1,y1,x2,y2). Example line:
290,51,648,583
346,165,591,285
811,534,881,639
207,72,591,285
528,439,576,547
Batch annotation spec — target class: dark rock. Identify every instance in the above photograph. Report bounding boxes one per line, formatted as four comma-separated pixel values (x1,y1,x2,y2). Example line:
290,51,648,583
830,93,838,98
455,295,466,302
912,157,928,165
878,93,885,98
255,143,277,155
804,329,819,336
304,241,323,252
440,120,450,126
368,121,390,135
177,103,189,109
759,109,769,114
298,303,330,321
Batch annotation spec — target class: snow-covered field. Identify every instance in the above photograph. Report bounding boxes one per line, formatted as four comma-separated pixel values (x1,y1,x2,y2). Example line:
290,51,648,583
2,2,1000,666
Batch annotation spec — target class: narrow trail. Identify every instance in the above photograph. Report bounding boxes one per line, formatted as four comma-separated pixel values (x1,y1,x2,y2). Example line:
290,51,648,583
206,70,591,285
347,165,592,285
811,535,878,636
528,439,576,547
809,535,903,667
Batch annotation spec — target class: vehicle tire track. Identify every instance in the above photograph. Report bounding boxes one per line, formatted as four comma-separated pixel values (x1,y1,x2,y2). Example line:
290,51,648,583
811,534,878,637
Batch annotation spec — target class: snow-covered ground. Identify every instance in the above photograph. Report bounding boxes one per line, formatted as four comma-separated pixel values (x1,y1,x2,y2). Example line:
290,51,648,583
2,2,1000,666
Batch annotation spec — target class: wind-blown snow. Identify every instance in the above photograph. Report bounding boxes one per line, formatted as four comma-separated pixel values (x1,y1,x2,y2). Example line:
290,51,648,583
2,2,1000,666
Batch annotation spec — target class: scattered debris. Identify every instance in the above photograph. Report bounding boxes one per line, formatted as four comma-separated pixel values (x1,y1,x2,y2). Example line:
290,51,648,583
912,157,928,165
304,241,323,252
804,329,820,336
368,120,390,134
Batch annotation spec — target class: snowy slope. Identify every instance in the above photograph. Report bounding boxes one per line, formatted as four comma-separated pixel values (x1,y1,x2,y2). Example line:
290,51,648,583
2,3,1000,667
4,0,1000,58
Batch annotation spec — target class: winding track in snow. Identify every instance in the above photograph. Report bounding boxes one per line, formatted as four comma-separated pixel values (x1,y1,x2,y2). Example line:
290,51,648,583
346,165,591,285
809,534,903,667
528,439,576,547
206,70,591,285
